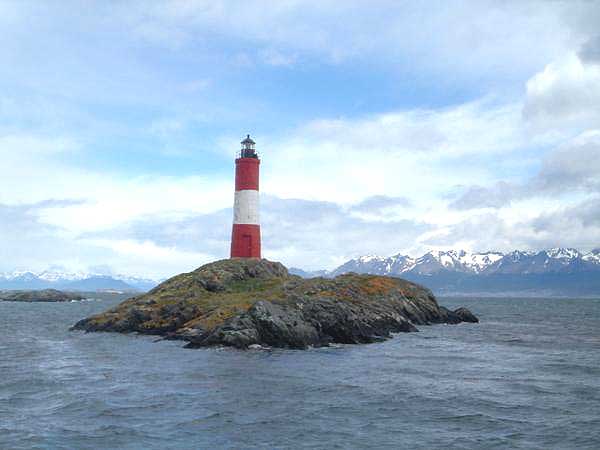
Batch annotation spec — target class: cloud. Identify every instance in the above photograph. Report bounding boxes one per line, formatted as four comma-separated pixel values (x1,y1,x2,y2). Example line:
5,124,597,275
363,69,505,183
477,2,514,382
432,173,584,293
113,0,576,81
449,181,521,210
0,198,217,278
0,200,74,235
426,195,600,254
449,130,600,209
534,130,600,193
523,53,600,129
85,195,430,271
350,195,412,214
261,196,430,268
85,208,232,257
0,199,92,272
81,238,215,276
579,35,600,64
533,196,600,231
260,98,538,208
295,99,525,156
0,128,232,229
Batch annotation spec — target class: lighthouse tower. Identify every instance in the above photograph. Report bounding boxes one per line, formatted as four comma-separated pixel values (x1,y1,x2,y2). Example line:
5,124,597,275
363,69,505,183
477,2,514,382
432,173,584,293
230,135,261,258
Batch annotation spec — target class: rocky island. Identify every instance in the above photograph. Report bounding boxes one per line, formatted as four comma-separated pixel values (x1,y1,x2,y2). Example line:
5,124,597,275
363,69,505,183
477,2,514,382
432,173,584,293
1,289,85,302
72,259,478,349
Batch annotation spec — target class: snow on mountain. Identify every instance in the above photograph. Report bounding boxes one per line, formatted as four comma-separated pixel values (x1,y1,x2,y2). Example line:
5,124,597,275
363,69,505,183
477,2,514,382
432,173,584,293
488,248,594,274
356,255,385,264
324,247,600,278
37,270,90,283
411,250,505,275
289,247,600,295
330,253,416,276
546,248,582,260
1,271,38,281
424,251,457,268
583,249,600,264
458,251,504,273
388,254,417,273
0,269,160,291
331,250,488,276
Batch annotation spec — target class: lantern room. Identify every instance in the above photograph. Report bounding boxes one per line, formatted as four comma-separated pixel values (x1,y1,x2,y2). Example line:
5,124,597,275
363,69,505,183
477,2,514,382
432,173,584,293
240,134,258,159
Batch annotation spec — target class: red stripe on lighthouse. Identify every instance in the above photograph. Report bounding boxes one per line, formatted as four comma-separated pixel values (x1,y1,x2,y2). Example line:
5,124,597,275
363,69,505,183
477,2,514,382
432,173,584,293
230,224,261,258
235,158,260,191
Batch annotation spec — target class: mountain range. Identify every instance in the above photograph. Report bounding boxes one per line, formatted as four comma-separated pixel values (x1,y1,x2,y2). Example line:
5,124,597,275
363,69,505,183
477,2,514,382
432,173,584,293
4,247,599,296
0,270,159,292
290,248,600,297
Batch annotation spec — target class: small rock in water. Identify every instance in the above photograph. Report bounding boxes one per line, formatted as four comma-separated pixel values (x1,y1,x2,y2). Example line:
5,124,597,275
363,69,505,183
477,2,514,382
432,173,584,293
454,307,479,323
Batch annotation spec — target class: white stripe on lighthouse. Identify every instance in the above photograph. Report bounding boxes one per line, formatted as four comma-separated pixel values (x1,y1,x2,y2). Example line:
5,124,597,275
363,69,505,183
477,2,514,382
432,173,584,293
233,190,260,225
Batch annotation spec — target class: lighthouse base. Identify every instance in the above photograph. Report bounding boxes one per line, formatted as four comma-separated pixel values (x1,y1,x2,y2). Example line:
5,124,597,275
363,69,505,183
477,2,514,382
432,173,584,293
230,224,261,258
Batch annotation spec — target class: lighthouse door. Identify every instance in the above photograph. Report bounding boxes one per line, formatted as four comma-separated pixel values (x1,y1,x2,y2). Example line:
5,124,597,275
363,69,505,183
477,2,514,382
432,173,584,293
243,234,252,256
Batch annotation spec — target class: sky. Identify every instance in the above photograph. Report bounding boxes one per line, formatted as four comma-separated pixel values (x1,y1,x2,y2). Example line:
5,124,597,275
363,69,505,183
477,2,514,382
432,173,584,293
1,0,600,278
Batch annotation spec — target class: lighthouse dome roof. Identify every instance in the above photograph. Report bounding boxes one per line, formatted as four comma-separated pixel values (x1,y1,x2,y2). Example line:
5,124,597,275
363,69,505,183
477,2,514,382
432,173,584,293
241,134,255,145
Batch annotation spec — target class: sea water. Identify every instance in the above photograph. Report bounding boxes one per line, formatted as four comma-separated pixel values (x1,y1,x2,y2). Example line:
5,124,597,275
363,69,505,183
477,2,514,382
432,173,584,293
1,297,599,449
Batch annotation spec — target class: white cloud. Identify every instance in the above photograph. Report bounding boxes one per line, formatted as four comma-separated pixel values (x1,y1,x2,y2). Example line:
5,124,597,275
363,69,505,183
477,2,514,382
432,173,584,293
114,0,575,80
82,238,214,278
0,198,216,278
84,195,431,271
535,130,600,192
524,53,600,129
259,98,543,209
0,200,104,274
0,129,232,230
449,129,600,209
425,195,600,254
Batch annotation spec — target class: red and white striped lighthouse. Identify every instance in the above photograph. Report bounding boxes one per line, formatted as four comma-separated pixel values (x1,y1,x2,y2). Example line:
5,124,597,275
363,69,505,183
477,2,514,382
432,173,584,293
230,135,261,258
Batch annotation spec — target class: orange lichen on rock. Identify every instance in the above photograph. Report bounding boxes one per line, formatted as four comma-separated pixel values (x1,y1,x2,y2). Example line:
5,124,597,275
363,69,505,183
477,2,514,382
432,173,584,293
359,276,399,296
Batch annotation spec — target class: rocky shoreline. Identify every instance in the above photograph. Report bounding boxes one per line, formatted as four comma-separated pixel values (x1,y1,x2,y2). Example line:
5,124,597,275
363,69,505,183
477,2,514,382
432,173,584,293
72,259,478,349
0,289,85,302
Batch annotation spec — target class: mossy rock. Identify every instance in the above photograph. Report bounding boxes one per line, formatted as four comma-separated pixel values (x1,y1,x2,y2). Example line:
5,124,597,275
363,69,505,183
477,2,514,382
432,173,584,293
72,258,478,349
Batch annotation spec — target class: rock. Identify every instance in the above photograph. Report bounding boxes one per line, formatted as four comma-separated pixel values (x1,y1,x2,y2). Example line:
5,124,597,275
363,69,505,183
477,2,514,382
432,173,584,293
72,259,479,349
453,307,479,323
0,289,85,302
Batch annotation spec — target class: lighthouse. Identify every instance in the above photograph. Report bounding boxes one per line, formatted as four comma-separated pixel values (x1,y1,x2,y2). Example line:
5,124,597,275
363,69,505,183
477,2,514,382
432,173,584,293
230,135,261,258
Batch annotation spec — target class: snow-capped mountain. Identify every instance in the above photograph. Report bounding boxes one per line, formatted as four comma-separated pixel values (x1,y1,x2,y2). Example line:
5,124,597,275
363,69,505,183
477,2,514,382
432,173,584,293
331,254,416,276
583,248,600,264
486,248,593,274
297,248,600,296
303,248,600,279
330,249,512,277
37,269,95,282
0,269,160,292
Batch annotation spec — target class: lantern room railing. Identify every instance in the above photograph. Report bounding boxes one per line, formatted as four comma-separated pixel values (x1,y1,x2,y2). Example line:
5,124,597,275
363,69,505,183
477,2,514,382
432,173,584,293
237,148,259,159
